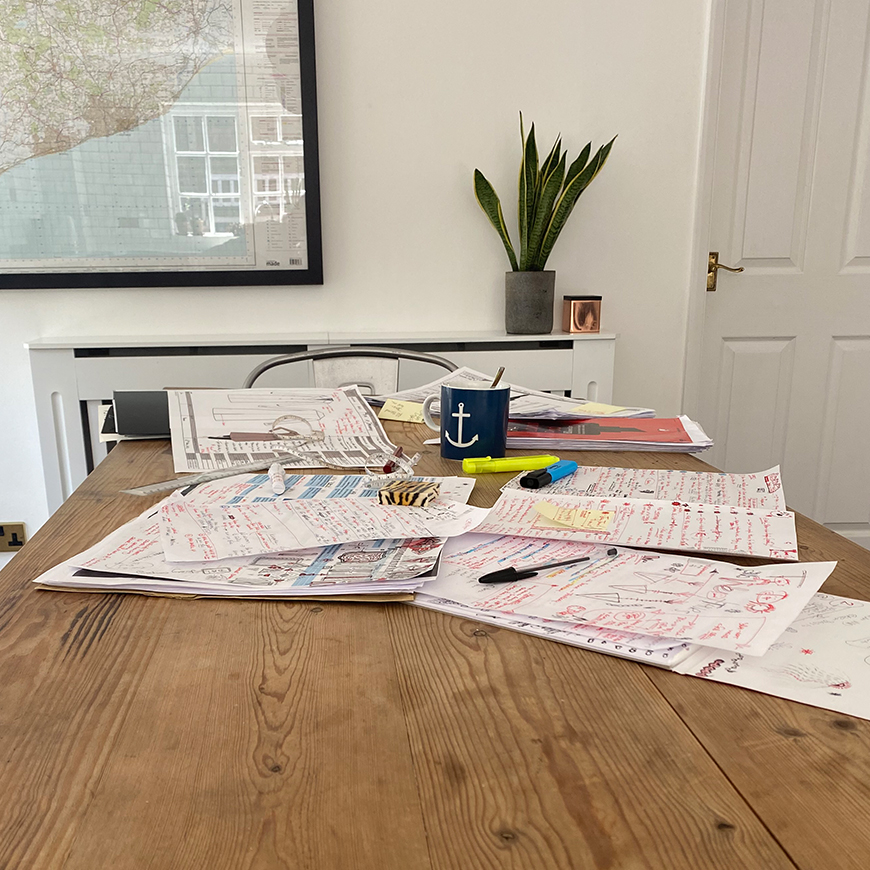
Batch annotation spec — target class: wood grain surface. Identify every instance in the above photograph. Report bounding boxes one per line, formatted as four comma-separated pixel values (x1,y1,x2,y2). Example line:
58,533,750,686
0,423,866,869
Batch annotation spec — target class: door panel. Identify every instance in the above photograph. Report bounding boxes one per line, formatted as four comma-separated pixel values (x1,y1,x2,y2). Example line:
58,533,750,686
700,0,870,546
817,337,870,525
715,337,795,472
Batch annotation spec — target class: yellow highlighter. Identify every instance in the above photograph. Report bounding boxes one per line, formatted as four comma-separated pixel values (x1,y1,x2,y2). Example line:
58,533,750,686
462,455,560,474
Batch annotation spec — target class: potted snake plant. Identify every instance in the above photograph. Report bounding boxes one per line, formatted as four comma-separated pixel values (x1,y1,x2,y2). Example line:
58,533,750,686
474,115,616,334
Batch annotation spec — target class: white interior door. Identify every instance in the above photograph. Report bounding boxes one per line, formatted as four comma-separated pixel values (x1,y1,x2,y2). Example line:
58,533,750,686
697,0,870,546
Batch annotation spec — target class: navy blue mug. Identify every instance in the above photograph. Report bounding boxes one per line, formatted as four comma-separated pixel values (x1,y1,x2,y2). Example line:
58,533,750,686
422,382,510,460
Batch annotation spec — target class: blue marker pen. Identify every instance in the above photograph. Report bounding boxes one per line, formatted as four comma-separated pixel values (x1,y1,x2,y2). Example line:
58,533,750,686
519,460,578,489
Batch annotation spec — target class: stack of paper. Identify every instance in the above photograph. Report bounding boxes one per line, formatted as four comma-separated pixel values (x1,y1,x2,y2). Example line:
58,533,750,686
414,592,697,668
35,473,488,599
409,464,870,721
413,465,798,666
375,366,656,420
416,465,795,662
481,489,796,561
167,385,398,473
507,415,712,452
415,528,864,721
413,532,836,662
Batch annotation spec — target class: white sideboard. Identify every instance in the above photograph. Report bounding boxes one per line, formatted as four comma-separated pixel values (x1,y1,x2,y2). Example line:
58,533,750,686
27,330,616,513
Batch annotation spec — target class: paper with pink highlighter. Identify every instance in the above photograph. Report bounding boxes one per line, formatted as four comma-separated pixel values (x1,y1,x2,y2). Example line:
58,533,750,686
429,534,835,655
476,487,799,561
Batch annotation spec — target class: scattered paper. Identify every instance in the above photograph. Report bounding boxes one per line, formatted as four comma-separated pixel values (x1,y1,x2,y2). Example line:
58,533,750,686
375,366,655,420
503,465,786,510
378,399,425,423
160,495,490,561
478,488,798,560
427,534,836,655
675,593,870,720
167,386,397,473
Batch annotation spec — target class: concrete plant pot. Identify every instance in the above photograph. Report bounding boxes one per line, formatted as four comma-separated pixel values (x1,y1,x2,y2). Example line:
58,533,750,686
505,270,555,334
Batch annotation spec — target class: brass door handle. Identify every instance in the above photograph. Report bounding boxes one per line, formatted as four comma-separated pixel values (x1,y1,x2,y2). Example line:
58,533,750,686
707,252,744,291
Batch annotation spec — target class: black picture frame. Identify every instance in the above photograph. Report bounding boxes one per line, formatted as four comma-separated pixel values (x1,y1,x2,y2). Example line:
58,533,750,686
0,0,322,289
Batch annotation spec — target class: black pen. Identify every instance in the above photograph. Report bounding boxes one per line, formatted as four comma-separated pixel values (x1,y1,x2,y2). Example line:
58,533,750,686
478,548,618,584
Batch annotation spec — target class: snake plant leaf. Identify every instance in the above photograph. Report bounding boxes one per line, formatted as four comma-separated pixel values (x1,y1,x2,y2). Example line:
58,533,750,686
474,168,519,271
531,134,559,236
564,141,592,189
474,118,615,274
522,151,566,270
535,136,617,269
525,134,565,263
518,114,527,247
539,135,563,190
584,134,617,186
518,119,538,263
563,136,616,210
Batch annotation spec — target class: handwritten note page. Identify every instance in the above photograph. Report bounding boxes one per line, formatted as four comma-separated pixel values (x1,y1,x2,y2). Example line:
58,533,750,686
184,473,476,506
428,534,836,655
478,489,798,560
675,593,870,720
503,465,786,510
413,593,695,668
68,505,444,591
160,495,489,561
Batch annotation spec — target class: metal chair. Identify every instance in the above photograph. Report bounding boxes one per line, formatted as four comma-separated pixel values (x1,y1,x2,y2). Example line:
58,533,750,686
243,345,458,394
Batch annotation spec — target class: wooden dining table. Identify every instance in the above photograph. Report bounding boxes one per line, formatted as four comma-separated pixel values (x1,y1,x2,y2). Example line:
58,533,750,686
2,421,869,869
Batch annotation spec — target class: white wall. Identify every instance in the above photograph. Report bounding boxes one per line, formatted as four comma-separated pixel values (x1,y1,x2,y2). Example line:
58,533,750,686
0,0,711,567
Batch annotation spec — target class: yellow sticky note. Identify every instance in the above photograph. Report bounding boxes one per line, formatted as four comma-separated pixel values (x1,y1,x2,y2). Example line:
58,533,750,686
378,399,425,424
534,501,615,531
571,401,627,415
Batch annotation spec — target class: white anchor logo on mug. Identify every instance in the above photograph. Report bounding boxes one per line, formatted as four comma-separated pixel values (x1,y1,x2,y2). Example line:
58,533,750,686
444,402,479,449
422,381,510,460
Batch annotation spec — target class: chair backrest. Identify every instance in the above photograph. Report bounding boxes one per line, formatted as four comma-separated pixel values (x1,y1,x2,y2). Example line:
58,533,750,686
243,346,458,394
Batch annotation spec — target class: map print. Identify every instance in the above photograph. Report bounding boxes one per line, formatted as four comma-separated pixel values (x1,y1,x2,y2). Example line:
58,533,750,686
0,0,233,176
0,0,313,277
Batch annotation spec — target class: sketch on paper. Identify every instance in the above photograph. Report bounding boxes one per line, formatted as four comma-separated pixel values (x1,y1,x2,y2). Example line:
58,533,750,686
426,534,835,655
167,387,398,472
675,592,870,721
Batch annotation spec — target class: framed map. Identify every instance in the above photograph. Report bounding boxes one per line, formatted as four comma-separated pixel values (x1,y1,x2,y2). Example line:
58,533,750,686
0,0,322,288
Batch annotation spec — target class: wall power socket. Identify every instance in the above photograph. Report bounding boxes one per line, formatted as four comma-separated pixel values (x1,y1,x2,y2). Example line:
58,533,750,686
0,523,26,552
